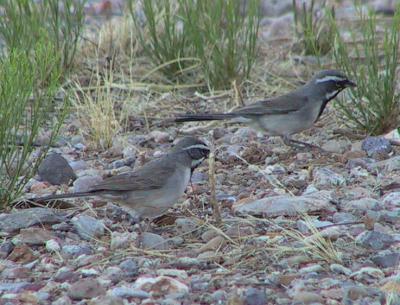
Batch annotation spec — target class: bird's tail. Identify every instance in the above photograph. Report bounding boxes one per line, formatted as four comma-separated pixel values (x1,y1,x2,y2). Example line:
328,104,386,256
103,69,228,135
27,191,94,203
174,113,236,122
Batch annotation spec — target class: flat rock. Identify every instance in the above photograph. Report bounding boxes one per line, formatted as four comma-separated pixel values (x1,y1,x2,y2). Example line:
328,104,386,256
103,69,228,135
88,295,124,305
362,136,392,159
0,208,65,232
73,175,103,193
12,228,54,245
110,286,150,299
38,153,76,185
341,198,382,212
313,167,346,188
232,190,336,217
244,287,268,305
356,231,395,250
68,279,105,300
0,241,14,259
71,215,105,241
140,232,169,250
133,275,189,298
371,250,400,268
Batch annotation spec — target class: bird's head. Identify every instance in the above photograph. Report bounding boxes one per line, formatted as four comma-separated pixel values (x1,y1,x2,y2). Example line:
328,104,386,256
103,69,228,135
173,136,210,169
310,69,356,100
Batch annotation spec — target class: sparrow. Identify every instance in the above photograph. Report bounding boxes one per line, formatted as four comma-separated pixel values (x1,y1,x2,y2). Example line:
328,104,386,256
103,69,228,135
29,137,210,219
175,70,356,148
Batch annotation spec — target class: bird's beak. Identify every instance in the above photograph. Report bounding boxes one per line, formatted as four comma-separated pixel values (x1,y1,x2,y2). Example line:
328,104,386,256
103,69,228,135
346,79,357,87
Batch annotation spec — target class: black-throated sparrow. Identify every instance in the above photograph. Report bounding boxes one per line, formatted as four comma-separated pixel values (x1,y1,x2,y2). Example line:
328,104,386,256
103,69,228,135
175,70,356,148
29,137,210,219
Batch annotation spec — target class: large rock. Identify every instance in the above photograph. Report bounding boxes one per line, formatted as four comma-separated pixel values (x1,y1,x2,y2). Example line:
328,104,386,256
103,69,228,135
361,136,392,159
68,279,105,300
313,167,346,188
0,208,65,232
140,232,169,250
71,215,105,241
12,228,54,245
356,231,395,250
38,153,76,185
133,275,189,298
232,190,336,217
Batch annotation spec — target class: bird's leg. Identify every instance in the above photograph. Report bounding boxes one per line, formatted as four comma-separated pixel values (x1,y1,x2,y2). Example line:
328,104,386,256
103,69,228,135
282,136,325,152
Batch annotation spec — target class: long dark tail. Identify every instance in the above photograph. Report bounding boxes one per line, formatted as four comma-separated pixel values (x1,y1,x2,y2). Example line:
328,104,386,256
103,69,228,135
27,191,95,203
174,113,236,122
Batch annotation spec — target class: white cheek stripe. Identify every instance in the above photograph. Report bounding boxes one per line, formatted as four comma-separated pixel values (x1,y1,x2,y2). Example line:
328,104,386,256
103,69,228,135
183,144,210,151
191,158,205,167
325,90,340,100
316,75,346,83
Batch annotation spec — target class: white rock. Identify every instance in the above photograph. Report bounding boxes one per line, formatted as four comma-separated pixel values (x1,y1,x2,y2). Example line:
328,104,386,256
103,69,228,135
46,239,61,252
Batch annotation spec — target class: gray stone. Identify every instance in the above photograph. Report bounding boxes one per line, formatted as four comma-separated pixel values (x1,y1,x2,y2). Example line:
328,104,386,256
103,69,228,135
330,263,352,275
88,295,124,305
346,158,376,170
140,232,169,250
380,210,400,224
371,250,400,268
362,136,392,159
0,282,32,293
356,231,395,250
111,286,150,299
149,130,170,143
119,259,139,278
0,208,65,232
68,279,105,300
62,244,93,257
332,212,356,223
232,190,336,217
244,287,267,305
170,257,203,269
12,228,54,245
71,215,105,241
175,217,201,234
53,296,73,305
73,175,103,193
313,167,346,188
341,198,382,212
38,153,76,185
382,192,400,208
69,160,87,171
110,231,137,250
110,157,135,169
297,220,332,233
211,290,227,303
322,139,351,153
0,241,14,259
350,267,385,280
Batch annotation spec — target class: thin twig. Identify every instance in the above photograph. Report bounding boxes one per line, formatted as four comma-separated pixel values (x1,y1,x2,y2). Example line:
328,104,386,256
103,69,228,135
208,145,221,224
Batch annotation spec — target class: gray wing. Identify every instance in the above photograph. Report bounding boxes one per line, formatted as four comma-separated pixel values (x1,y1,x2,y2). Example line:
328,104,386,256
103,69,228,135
89,158,175,192
231,93,309,117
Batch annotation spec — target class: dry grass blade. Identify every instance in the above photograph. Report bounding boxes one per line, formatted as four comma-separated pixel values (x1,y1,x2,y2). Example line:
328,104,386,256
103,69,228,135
72,67,123,150
268,213,342,264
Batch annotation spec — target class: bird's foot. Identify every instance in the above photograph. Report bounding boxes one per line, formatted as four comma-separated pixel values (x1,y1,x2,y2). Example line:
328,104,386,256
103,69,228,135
282,136,326,153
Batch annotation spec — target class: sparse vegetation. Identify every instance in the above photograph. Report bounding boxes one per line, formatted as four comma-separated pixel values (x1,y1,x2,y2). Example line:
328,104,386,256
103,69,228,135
331,5,400,135
72,65,126,150
0,0,86,74
0,43,66,206
128,0,260,90
293,0,335,57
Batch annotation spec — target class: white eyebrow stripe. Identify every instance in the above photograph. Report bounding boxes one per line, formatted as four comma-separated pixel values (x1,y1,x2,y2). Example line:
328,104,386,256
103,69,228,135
316,75,346,83
183,144,210,151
